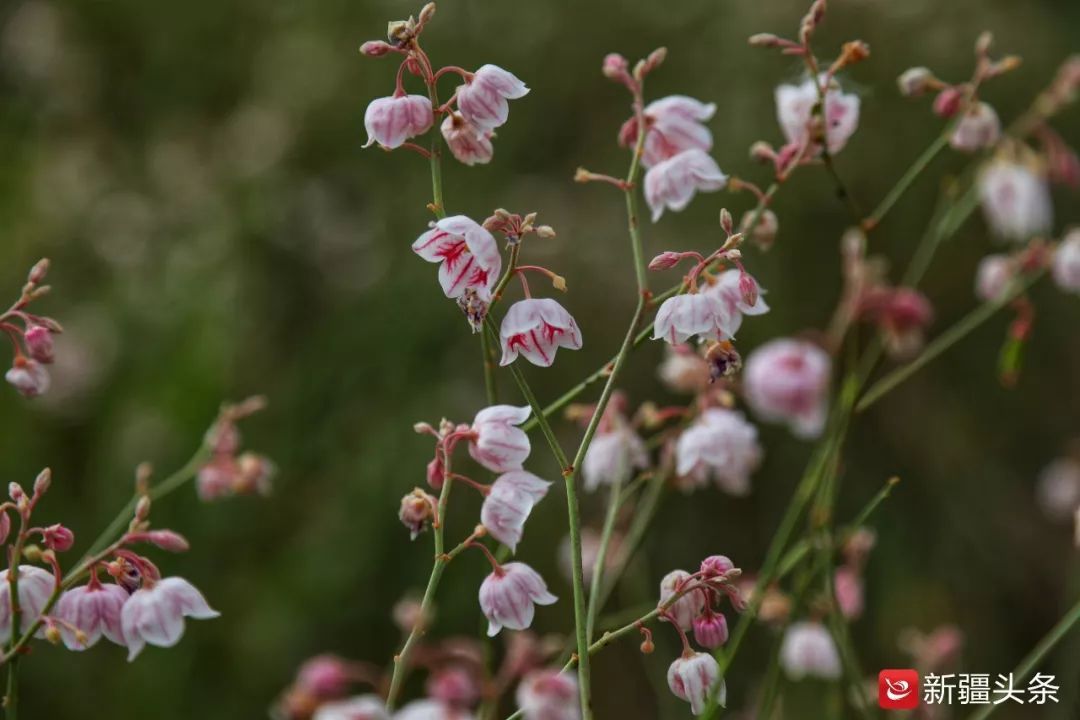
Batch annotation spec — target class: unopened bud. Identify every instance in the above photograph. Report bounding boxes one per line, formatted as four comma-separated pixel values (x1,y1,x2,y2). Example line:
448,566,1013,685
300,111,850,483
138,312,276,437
134,463,152,495
400,488,438,540
933,87,964,118
748,33,782,48
648,252,682,271
418,3,436,25
43,523,75,552
45,625,62,645
24,326,55,364
749,141,776,163
360,40,395,57
135,495,151,522
27,259,50,285
551,275,567,292
640,638,655,654
719,209,734,235
602,53,629,79
534,225,556,239
8,483,25,503
642,47,667,75
22,545,42,562
33,468,52,496
145,530,190,552
975,31,993,56
897,67,936,97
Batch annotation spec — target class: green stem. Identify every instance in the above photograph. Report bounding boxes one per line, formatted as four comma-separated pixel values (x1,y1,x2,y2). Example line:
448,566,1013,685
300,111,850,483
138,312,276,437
4,512,27,719
863,130,952,231
585,477,624,641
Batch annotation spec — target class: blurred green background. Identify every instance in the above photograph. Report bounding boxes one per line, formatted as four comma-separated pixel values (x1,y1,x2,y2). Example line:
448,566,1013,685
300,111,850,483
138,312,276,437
0,0,1078,717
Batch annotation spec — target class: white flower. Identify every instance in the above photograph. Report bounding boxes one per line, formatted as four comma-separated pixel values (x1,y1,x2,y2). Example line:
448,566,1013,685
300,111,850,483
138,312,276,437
701,269,770,337
644,149,727,222
121,577,219,660
456,64,529,132
780,621,842,680
1052,229,1080,294
675,408,762,495
582,426,648,492
499,299,583,368
54,582,129,650
480,471,551,553
743,339,832,439
653,293,735,345
640,95,716,168
950,102,1001,153
469,405,532,473
412,216,502,301
658,570,704,631
313,695,390,720
974,254,1015,302
516,670,580,720
775,76,860,154
0,566,53,642
479,562,557,636
979,160,1053,242
667,652,725,715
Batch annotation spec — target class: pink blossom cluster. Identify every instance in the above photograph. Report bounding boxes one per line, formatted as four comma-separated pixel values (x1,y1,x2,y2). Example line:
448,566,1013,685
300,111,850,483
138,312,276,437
2,259,62,398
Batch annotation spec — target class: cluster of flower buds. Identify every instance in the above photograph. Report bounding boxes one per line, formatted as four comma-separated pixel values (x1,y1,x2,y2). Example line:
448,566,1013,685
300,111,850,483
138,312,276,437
359,3,528,168
196,396,275,501
0,469,217,661
411,406,557,633
747,2,866,178
897,33,1020,154
655,556,744,715
273,654,385,719
2,259,62,398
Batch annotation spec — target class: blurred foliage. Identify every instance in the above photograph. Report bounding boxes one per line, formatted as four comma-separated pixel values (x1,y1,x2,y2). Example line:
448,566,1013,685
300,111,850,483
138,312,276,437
0,0,1078,717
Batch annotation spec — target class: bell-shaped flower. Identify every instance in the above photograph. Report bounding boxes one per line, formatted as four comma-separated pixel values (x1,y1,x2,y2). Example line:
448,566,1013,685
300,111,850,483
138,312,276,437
653,293,735,346
637,95,717,168
702,269,770,337
413,216,502,301
312,695,390,720
675,408,762,496
456,64,529,132
950,102,1001,153
979,159,1053,242
582,425,648,492
469,405,532,473
499,299,582,368
975,254,1015,302
54,581,129,650
644,149,727,222
743,339,832,439
775,76,860,155
479,562,557,636
121,576,219,660
779,621,842,680
667,652,725,716
441,113,494,166
480,471,551,553
363,95,433,149
658,569,705,631
5,358,50,398
692,611,729,650
394,700,475,720
0,566,54,642
1052,230,1080,294
1036,457,1080,521
516,669,580,720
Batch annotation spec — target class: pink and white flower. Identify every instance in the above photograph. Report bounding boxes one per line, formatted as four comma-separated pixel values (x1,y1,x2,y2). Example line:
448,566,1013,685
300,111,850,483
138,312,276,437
631,95,717,168
975,254,1015,302
312,695,390,720
979,159,1053,241
834,567,864,620
667,652,725,716
0,566,54,642
775,76,860,154
363,95,434,149
653,294,734,345
412,216,502,300
456,65,529,132
1036,457,1080,521
5,358,50,398
692,611,729,650
644,149,727,222
480,470,551,553
675,408,762,495
441,113,494,166
121,576,219,660
658,570,705,631
582,424,648,492
23,324,55,364
743,339,832,439
779,621,842,680
1052,229,1080,293
469,405,531,473
499,299,582,367
394,699,475,720
702,269,770,337
479,562,557,636
54,582,129,650
515,669,580,720
950,102,1001,153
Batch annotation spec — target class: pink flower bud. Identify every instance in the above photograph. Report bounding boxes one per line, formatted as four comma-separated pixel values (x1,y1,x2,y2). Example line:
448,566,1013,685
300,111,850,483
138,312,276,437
54,582,128,650
499,299,582,368
601,53,629,79
8,483,25,503
648,252,683,271
667,652,724,715
1052,230,1080,294
5,358,50,398
658,570,704,630
480,471,551,553
479,562,557,636
297,654,354,699
779,621,842,680
516,669,578,720
426,666,480,709
441,113,494,167
138,530,191,553
426,455,445,490
363,95,434,149
897,66,935,97
932,86,964,118
743,339,831,439
700,555,735,578
950,102,1001,152
456,65,529,132
23,325,55,364
644,149,727,222
43,523,75,552
693,611,729,649
33,468,51,496
469,405,532,473
399,488,437,540
359,40,395,57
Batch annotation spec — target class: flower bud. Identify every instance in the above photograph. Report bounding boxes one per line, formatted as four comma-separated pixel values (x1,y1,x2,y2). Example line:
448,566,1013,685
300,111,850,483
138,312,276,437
426,454,445,490
296,654,353,699
897,66,936,97
693,611,729,649
43,524,75,552
748,33,782,48
602,53,629,80
8,483,25,503
700,555,735,578
359,40,395,57
399,488,438,540
741,208,778,251
45,624,62,645
144,530,191,553
27,258,49,285
24,325,55,364
135,495,151,521
418,2,436,25
658,570,705,630
719,208,734,235
932,86,964,118
648,252,683,271
33,468,52,496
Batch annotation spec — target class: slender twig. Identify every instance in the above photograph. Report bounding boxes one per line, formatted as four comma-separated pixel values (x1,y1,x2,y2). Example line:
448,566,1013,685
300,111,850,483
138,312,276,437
585,477,624,641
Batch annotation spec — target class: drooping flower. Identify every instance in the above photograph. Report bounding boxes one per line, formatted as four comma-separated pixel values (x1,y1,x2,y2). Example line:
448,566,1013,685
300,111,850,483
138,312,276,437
23,324,55,364
363,95,434,149
834,566,864,620
469,405,531,473
644,149,728,222
312,695,390,720
456,65,529,132
515,669,580,720
950,102,1001,153
121,576,219,660
667,652,725,716
54,581,129,650
701,269,770,337
394,699,474,720
499,298,582,368
426,666,482,710
979,159,1053,242
629,95,717,168
582,424,648,492
858,287,934,358
652,293,734,345
658,570,705,631
1052,230,1080,294
479,562,557,636
5,358,50,398
675,408,762,495
480,470,551,553
0,566,54,642
743,339,832,439
296,654,355,699
692,611,729,650
441,113,494,166
1036,457,1080,521
775,76,860,155
412,216,502,301
658,345,711,394
974,254,1015,302
779,621,842,680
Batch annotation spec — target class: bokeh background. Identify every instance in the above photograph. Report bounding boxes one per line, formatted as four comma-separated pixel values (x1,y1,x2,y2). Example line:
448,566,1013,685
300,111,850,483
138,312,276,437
0,0,1078,717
